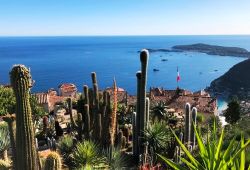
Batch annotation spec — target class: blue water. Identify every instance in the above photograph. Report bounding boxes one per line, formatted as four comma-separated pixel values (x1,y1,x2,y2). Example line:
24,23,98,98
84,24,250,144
0,35,249,94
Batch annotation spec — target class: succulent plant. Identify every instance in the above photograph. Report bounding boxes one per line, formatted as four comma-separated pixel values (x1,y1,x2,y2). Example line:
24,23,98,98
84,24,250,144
10,65,39,170
44,151,62,170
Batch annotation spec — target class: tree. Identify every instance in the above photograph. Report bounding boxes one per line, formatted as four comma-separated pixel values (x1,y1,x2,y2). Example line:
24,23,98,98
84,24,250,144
0,86,16,116
0,85,46,116
224,97,241,124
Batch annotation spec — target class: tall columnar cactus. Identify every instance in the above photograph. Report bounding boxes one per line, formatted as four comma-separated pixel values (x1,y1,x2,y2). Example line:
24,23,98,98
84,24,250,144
105,91,113,146
44,151,62,170
139,49,149,136
2,115,16,169
83,85,89,105
67,98,77,128
132,112,137,155
83,104,90,139
10,65,38,170
175,146,181,163
77,113,83,141
134,71,141,157
191,107,197,147
111,78,118,144
117,130,123,149
184,103,191,144
145,97,150,129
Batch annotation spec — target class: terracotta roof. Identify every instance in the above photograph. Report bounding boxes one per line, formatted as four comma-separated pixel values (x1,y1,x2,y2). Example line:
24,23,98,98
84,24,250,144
59,83,77,93
35,93,48,104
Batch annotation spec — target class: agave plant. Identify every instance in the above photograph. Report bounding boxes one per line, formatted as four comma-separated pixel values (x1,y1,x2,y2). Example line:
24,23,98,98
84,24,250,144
158,122,250,170
57,135,75,167
102,147,128,170
0,122,10,161
71,140,105,169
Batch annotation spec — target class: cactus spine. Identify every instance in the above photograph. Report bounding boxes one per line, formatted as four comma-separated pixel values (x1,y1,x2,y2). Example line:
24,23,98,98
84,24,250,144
191,107,197,147
44,151,62,170
184,103,191,144
10,65,38,170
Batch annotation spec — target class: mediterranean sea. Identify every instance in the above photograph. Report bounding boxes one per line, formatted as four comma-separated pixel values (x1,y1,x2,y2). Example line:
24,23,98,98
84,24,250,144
0,35,249,94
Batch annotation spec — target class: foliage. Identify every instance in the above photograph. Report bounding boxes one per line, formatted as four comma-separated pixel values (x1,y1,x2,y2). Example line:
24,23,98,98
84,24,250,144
30,94,47,117
0,86,47,116
102,147,128,170
144,121,172,157
57,135,75,167
0,86,15,116
196,112,205,124
151,102,167,122
224,97,241,124
71,140,105,169
0,122,10,154
158,122,250,170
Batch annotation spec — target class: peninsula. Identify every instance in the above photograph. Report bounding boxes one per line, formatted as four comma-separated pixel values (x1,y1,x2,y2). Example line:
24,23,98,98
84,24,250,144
146,43,250,58
172,43,250,58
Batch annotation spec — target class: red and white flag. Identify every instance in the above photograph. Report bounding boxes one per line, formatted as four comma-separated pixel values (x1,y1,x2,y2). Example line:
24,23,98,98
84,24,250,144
177,67,181,82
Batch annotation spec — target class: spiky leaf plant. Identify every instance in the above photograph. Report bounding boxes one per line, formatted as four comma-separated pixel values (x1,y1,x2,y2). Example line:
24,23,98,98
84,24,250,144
71,141,105,169
102,147,128,170
158,122,250,170
0,122,10,158
57,135,74,167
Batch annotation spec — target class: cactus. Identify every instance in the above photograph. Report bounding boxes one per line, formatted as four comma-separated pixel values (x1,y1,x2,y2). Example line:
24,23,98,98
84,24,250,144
83,104,90,139
132,112,137,155
134,71,141,157
175,146,180,163
44,151,62,170
179,132,183,143
191,107,197,147
145,97,150,129
0,159,11,170
139,49,149,136
67,98,77,128
121,136,127,149
117,130,123,149
83,85,89,105
10,65,39,170
43,116,49,135
77,113,83,141
2,114,16,169
111,78,118,145
184,103,191,144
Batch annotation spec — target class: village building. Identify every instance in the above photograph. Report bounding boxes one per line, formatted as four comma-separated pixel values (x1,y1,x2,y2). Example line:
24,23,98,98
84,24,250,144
149,87,217,115
58,83,77,98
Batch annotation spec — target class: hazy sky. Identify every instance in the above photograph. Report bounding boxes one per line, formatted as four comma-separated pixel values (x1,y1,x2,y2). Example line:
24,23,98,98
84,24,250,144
0,0,250,36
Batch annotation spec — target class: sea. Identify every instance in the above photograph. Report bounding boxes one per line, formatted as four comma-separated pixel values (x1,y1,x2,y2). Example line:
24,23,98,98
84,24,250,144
0,35,249,101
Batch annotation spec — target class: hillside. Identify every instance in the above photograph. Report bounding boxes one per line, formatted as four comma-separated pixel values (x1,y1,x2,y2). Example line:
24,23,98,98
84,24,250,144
208,59,250,100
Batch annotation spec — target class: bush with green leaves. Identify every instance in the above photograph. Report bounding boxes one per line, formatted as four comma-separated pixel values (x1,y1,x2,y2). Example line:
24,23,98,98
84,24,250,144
158,122,250,170
0,86,15,116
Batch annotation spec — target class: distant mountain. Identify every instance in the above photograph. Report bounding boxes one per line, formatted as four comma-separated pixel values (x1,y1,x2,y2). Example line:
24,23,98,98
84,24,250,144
172,43,250,58
208,59,250,100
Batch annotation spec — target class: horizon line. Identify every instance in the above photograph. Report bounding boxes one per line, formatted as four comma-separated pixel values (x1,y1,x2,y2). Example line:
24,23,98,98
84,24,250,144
0,34,250,37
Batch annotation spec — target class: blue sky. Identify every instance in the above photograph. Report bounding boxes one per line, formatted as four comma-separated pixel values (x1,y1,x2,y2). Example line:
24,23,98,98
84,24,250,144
0,0,250,36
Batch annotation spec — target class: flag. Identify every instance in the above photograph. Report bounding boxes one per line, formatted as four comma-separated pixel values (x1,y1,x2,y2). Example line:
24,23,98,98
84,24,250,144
177,67,180,82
